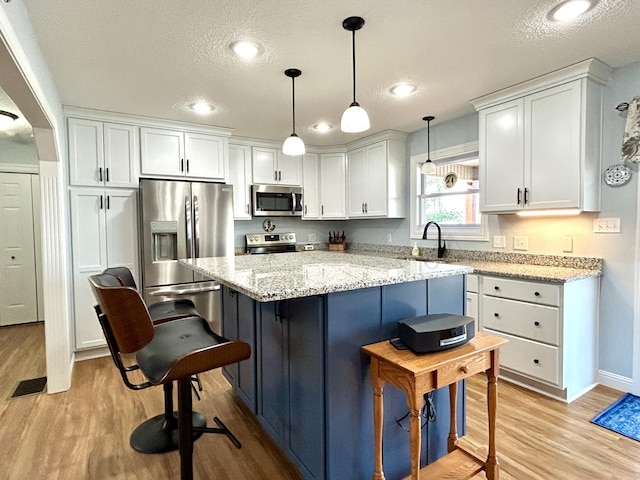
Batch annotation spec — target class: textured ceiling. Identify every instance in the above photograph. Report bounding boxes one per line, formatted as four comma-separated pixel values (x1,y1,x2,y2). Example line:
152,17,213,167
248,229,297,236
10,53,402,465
10,0,640,147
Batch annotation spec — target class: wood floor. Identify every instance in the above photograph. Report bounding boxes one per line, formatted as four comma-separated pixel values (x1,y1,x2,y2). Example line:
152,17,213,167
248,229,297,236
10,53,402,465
2,322,640,479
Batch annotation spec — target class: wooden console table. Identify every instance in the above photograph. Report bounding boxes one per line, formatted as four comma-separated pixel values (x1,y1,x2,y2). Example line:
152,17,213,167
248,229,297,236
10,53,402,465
361,332,507,480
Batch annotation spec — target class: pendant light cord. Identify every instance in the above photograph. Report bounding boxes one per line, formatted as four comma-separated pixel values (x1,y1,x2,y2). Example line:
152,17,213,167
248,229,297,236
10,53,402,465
351,29,357,104
427,119,431,161
291,75,296,134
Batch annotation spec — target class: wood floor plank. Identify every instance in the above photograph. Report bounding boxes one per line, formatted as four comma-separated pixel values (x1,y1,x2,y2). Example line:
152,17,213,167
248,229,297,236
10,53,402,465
2,323,639,479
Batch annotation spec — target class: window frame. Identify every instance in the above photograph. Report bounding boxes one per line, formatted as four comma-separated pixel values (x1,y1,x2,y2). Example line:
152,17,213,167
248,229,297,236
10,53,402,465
409,141,489,242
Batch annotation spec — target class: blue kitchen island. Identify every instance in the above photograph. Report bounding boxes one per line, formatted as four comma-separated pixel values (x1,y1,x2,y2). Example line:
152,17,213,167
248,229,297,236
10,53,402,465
183,252,473,480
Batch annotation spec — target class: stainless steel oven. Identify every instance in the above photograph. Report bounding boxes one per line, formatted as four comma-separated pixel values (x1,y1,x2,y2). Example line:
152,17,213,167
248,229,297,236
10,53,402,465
245,232,297,254
252,184,303,217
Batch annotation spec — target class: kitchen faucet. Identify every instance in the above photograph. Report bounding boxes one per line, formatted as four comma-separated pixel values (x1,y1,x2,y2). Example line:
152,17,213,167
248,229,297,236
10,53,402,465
422,221,446,258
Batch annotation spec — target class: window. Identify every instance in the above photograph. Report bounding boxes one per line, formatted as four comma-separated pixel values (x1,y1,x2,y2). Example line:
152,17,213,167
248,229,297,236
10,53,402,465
410,141,488,241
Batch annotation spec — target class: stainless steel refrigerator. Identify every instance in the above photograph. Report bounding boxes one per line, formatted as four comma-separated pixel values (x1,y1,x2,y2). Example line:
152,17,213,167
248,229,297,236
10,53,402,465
139,178,234,334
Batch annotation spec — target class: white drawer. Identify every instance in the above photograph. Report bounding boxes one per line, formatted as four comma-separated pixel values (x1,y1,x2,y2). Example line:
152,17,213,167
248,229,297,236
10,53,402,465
483,276,560,306
466,274,478,293
482,296,560,345
485,329,560,386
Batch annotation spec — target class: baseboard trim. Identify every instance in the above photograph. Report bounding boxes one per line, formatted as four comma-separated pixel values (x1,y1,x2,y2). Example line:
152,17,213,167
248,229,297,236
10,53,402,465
597,370,632,392
74,346,110,362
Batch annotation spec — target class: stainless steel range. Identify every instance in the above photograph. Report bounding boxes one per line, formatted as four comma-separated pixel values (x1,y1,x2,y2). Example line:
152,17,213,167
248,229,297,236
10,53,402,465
245,232,297,254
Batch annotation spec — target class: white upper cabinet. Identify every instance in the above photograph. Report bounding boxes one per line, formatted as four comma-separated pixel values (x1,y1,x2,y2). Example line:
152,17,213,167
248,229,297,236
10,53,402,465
302,153,320,219
473,58,612,214
141,127,227,180
252,147,302,186
303,152,347,220
68,118,139,188
228,143,253,220
346,135,406,218
319,153,347,219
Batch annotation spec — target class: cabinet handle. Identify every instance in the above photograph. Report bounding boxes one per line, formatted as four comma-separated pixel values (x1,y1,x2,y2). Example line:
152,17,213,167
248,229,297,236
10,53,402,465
181,159,185,172
98,167,103,182
278,170,282,181
461,365,469,374
494,286,499,291
321,205,324,215
186,159,190,174
534,292,540,296
246,203,250,214
533,359,540,364
304,204,307,215
365,202,368,214
106,195,110,210
274,170,278,181
524,188,529,204
362,202,365,213
534,321,540,326
517,188,522,205
105,167,109,182
99,195,103,210
494,313,499,317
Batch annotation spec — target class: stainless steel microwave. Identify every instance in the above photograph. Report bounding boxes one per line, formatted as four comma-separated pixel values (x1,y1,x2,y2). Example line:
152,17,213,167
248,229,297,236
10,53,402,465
252,184,303,217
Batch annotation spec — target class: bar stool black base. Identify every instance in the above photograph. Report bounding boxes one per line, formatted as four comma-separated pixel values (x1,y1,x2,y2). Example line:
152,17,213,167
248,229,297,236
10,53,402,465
130,411,207,454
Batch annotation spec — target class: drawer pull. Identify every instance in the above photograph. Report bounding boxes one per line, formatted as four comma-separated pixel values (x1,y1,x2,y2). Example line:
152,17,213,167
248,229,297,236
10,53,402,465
534,321,540,326
461,365,469,374
494,286,499,291
533,359,540,364
494,313,499,317
534,292,540,296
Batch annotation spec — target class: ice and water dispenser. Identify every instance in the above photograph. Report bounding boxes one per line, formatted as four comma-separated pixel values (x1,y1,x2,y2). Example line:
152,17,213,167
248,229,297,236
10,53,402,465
150,220,178,262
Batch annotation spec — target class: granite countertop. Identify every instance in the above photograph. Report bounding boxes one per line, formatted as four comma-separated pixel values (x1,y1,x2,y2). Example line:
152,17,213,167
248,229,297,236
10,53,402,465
343,245,602,283
181,251,472,302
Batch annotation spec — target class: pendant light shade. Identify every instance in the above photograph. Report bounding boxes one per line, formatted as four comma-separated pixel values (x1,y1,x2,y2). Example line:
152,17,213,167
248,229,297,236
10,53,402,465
283,68,305,156
341,16,370,133
0,110,18,131
420,116,436,174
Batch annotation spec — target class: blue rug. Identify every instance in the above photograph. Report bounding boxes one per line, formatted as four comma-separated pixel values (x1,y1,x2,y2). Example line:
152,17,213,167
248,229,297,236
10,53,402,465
591,393,640,442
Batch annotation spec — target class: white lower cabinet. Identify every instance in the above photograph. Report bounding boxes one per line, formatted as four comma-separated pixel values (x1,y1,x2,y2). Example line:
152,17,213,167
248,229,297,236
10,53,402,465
479,274,598,402
70,188,139,350
466,274,478,325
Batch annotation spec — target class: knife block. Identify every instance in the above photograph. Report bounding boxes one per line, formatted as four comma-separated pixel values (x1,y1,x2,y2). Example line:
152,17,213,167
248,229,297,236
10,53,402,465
329,241,346,251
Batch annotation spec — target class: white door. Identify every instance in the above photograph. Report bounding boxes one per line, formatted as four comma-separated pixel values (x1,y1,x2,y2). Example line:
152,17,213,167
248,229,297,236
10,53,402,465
347,148,367,217
252,147,278,184
302,153,320,219
0,173,38,326
103,122,139,187
364,142,388,216
276,151,302,186
228,144,252,220
140,127,185,176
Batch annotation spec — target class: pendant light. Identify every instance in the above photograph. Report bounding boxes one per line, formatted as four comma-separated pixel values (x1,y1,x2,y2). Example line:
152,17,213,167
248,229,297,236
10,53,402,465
282,68,305,156
340,16,370,133
0,110,18,131
420,116,436,174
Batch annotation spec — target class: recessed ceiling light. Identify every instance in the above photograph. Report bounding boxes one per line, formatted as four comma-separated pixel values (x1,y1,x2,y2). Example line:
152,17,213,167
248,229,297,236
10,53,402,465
190,102,215,114
390,83,417,97
229,40,260,59
313,122,333,133
548,0,596,22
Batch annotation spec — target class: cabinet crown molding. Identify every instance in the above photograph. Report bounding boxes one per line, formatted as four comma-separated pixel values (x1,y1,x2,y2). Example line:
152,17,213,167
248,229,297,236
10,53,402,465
471,58,613,111
63,106,234,137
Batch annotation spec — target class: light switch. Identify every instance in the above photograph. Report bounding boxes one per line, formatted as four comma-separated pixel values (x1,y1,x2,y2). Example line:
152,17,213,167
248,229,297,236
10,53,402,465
593,218,621,233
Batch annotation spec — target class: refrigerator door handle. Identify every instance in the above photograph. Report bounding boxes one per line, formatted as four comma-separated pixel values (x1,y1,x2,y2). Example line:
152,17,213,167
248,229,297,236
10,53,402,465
185,195,193,259
193,195,200,258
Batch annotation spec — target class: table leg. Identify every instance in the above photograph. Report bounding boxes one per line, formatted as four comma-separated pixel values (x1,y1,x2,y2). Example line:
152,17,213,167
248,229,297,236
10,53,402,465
371,359,386,480
485,351,500,479
409,390,422,479
447,382,458,452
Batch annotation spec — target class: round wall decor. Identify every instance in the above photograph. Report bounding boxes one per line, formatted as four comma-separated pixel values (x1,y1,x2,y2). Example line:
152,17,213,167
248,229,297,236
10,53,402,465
603,164,631,186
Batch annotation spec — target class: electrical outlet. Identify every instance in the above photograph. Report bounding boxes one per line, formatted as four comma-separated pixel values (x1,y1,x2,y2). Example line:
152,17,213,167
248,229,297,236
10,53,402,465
562,237,573,253
513,235,529,251
387,233,393,243
593,218,621,233
309,233,316,242
493,235,506,248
